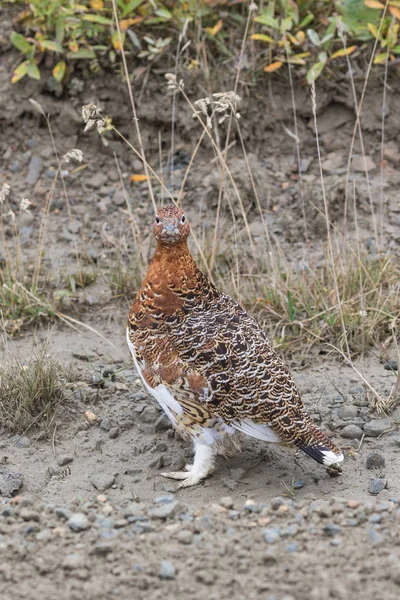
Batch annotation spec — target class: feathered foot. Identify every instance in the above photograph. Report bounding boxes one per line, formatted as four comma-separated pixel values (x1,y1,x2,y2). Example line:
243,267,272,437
161,442,215,488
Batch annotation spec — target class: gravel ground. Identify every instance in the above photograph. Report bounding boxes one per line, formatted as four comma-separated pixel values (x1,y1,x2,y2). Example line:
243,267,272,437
1,492,400,600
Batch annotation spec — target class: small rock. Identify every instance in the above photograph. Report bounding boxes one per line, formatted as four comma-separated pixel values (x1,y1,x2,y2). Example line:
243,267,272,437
15,436,31,448
352,155,376,172
0,467,23,497
384,360,398,372
149,500,181,519
364,419,391,437
109,427,120,439
20,508,40,522
368,478,387,495
68,513,90,532
55,507,72,520
219,496,234,509
153,494,175,505
90,473,115,491
338,405,358,420
160,560,176,580
139,405,158,424
176,530,193,545
263,527,281,544
366,452,386,470
100,417,111,431
63,553,85,569
68,219,81,234
26,156,42,185
293,480,305,489
230,467,246,481
155,414,172,431
112,189,127,206
57,455,74,467
323,524,342,537
341,424,363,440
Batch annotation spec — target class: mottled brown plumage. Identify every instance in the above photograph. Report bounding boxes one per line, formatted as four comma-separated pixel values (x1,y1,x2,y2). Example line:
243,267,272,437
127,205,343,486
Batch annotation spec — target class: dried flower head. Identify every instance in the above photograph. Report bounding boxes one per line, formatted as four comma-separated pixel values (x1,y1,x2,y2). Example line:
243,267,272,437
0,182,11,204
20,199,32,214
5,210,15,222
193,91,241,128
62,149,84,164
249,2,258,11
165,73,184,91
29,98,46,117
82,103,107,134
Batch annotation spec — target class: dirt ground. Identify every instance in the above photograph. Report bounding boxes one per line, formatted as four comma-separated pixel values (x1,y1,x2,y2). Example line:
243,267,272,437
1,6,400,599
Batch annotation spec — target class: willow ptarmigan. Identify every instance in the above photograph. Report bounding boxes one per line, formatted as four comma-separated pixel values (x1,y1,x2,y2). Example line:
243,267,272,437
127,205,344,487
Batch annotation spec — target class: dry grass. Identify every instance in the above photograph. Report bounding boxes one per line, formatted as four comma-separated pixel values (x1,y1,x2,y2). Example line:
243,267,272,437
0,346,74,434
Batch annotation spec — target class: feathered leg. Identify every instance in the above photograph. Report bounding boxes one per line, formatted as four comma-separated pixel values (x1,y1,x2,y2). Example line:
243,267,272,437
161,439,216,488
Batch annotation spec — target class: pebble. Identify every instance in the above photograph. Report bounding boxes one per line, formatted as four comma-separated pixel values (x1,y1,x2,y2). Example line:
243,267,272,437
55,507,72,520
26,155,42,185
112,189,127,206
323,524,342,537
0,467,23,497
149,501,182,519
139,405,159,424
368,479,387,495
68,513,90,532
90,473,115,491
109,427,120,439
63,553,86,569
100,417,111,431
68,219,81,234
15,436,31,448
176,530,194,545
338,405,358,420
384,360,398,372
159,560,176,579
263,527,281,544
219,496,234,509
366,453,386,469
364,418,391,437
230,467,246,481
57,455,74,467
341,424,363,440
293,480,305,489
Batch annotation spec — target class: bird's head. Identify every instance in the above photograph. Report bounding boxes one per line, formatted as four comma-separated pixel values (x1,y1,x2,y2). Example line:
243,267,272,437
153,205,190,246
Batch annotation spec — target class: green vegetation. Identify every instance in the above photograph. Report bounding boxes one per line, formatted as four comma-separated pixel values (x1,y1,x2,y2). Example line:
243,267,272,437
7,0,400,84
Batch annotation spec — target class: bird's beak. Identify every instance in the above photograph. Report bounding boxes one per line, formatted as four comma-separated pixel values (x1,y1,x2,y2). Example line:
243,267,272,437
163,222,179,236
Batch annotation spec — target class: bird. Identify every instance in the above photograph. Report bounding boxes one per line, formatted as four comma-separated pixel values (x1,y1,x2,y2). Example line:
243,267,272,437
127,205,344,487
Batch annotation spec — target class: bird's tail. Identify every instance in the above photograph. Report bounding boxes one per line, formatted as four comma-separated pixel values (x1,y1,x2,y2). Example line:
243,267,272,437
295,415,344,466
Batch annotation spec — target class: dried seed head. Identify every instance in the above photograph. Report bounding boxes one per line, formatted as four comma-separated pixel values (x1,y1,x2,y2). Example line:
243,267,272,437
193,91,241,128
249,2,258,11
0,183,11,204
29,98,46,117
5,210,15,222
20,198,32,214
82,103,106,133
165,72,184,91
62,149,84,164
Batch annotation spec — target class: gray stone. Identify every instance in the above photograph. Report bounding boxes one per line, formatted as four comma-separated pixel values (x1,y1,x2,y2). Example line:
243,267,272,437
63,553,86,569
68,513,90,532
338,405,358,420
263,527,281,544
57,455,73,467
0,467,23,497
68,219,81,234
364,419,391,437
341,424,363,440
109,427,120,439
153,494,175,505
15,436,31,448
100,417,111,431
149,500,182,519
55,507,72,520
139,405,158,424
323,524,342,537
26,156,42,185
160,560,176,579
230,467,246,481
366,453,385,469
368,478,387,495
176,530,193,545
87,172,108,189
155,414,172,431
112,189,127,206
219,496,234,509
384,360,398,372
90,472,115,491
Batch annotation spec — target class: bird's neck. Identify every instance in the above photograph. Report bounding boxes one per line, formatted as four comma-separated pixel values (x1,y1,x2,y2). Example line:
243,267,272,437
144,240,201,292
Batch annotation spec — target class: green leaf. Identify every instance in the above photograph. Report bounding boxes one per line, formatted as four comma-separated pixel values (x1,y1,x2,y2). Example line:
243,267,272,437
55,17,65,45
121,0,146,18
155,7,172,20
83,14,112,25
66,48,96,59
10,32,33,55
373,52,389,63
307,29,320,46
254,14,279,29
287,291,296,321
41,40,63,52
27,61,41,80
11,61,29,84
306,61,325,84
53,60,66,82
392,45,400,53
298,13,314,29
318,51,328,64
280,17,293,33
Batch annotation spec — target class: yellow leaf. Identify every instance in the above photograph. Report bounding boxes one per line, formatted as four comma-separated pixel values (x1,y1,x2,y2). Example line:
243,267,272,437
119,17,142,31
250,33,274,43
206,19,223,37
368,23,379,37
364,0,385,7
68,40,79,53
296,31,305,44
288,34,298,45
130,174,148,183
90,0,104,8
374,52,389,63
389,6,400,17
53,60,66,82
330,45,357,59
264,61,283,72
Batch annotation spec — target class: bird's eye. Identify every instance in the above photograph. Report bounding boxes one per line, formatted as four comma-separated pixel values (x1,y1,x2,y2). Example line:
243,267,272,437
181,215,186,223
155,216,160,224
